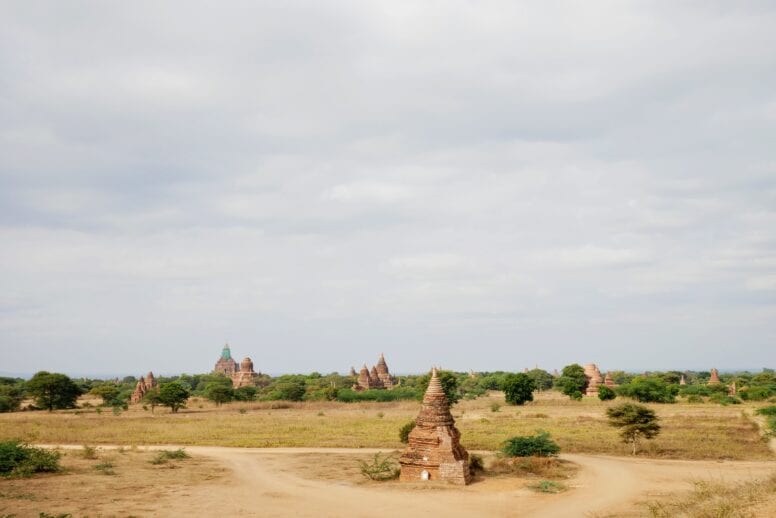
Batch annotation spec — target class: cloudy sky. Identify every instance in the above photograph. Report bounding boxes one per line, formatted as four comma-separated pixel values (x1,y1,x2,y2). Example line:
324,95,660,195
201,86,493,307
1,2,775,377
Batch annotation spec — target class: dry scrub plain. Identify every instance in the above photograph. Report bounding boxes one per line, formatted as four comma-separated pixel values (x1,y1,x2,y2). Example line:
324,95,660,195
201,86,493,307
0,445,227,517
0,391,772,460
1,391,776,517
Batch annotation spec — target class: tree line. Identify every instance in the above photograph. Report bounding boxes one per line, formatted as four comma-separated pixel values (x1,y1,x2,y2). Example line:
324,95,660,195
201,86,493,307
1,365,774,413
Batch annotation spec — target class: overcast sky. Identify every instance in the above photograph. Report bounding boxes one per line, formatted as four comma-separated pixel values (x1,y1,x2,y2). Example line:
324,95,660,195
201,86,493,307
1,2,775,377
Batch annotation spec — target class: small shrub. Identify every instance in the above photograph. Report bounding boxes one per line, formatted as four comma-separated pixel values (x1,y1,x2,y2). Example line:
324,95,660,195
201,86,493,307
501,431,560,457
158,448,189,460
150,448,189,465
95,407,102,415
597,385,616,401
112,406,122,416
238,408,247,414
399,420,416,444
468,453,484,473
531,480,566,493
686,394,704,404
755,405,776,417
37,513,73,518
570,391,583,401
490,402,501,412
81,445,98,460
0,441,61,478
317,411,325,417
94,461,115,475
358,453,399,481
711,395,741,405
376,411,384,419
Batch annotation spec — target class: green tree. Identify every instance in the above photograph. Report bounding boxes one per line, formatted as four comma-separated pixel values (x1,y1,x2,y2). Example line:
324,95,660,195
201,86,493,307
0,384,24,413
271,381,306,401
25,372,82,411
234,386,258,401
555,364,588,399
142,389,161,413
617,377,678,403
90,384,120,406
419,370,460,405
526,369,554,391
503,373,536,405
606,403,661,455
204,383,234,406
597,385,616,401
158,382,190,413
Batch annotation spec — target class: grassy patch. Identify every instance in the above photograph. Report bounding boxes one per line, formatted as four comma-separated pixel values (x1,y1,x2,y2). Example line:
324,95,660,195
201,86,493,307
644,473,776,517
0,394,772,460
529,480,567,493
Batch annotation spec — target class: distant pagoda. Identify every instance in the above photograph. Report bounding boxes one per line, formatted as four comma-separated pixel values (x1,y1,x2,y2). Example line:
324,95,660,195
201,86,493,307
353,353,396,391
399,368,471,485
130,371,158,403
214,343,239,376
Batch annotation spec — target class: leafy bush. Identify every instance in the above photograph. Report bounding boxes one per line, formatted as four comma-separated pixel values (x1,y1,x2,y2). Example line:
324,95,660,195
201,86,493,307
500,431,560,457
740,386,774,401
94,461,115,475
570,390,583,401
81,445,98,459
755,405,776,417
399,420,416,443
490,402,501,412
617,377,678,403
502,373,536,405
686,394,704,403
358,453,399,481
159,448,189,460
0,441,61,478
0,384,24,413
598,385,616,401
555,364,587,399
336,386,420,403
150,448,189,465
714,395,742,405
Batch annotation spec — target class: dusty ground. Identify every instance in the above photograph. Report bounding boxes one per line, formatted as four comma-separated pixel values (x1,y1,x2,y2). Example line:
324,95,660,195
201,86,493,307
2,445,774,517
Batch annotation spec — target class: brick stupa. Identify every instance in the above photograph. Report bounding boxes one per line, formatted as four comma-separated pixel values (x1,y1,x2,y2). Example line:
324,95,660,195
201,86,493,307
708,368,721,385
399,368,471,485
584,363,604,397
130,371,158,404
231,357,259,388
354,354,396,391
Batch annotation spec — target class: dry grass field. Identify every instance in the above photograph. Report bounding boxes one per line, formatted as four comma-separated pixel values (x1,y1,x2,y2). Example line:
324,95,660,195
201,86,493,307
0,445,227,517
0,391,772,460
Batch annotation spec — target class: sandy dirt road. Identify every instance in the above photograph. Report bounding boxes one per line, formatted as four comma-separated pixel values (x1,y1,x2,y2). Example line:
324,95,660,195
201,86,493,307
41,444,775,517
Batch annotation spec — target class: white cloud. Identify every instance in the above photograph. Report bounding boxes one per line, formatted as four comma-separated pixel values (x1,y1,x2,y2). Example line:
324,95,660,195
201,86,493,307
1,1,775,374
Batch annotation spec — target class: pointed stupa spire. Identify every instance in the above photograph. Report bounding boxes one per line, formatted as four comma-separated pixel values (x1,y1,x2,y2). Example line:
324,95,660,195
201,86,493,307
425,367,444,398
399,365,470,484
